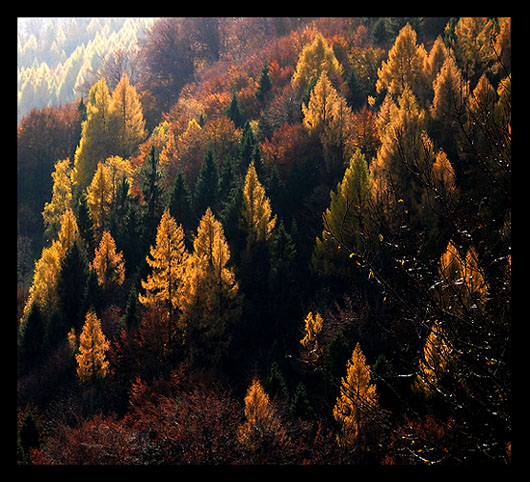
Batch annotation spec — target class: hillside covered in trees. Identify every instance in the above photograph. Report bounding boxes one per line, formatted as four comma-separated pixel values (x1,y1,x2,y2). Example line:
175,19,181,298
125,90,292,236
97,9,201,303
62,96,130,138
17,17,511,466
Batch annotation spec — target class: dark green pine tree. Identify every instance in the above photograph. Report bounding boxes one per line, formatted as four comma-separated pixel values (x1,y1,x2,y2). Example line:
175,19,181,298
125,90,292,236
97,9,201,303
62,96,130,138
141,146,163,244
121,199,146,278
19,411,40,462
265,361,289,403
193,147,219,219
238,121,256,173
122,283,141,332
325,330,351,380
256,61,272,101
268,220,299,344
56,239,90,335
346,65,365,110
168,170,193,232
268,220,296,290
289,382,314,420
218,157,235,200
112,175,132,225
251,143,265,180
219,178,244,262
77,96,87,123
265,166,285,222
77,191,95,254
227,91,244,128
19,303,45,374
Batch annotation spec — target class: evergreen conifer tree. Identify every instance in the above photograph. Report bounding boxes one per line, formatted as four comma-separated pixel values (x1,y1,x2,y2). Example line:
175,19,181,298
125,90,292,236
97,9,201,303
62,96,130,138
193,148,219,219
73,78,114,191
227,92,244,128
19,303,45,374
56,238,90,336
168,170,193,232
256,62,272,101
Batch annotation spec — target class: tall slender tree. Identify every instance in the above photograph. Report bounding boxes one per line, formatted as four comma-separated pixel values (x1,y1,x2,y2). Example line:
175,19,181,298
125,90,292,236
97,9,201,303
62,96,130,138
76,310,110,385
73,78,114,191
91,230,125,293
179,208,241,365
241,161,277,247
333,342,380,448
110,73,146,158
139,209,189,329
312,150,373,279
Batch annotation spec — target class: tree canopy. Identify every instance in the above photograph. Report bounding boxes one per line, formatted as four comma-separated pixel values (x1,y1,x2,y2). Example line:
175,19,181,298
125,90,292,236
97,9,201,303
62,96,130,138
18,17,511,466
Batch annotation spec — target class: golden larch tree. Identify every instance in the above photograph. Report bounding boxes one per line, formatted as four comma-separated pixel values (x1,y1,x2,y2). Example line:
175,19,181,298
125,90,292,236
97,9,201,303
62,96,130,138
302,71,352,179
438,240,488,313
139,209,189,322
42,158,74,240
241,161,277,246
425,36,451,88
179,208,241,365
413,320,452,396
300,311,324,363
76,310,110,384
103,155,134,208
430,55,468,122
493,17,511,77
86,162,113,241
23,209,79,318
312,150,373,278
432,148,456,197
376,23,428,102
237,378,288,457
57,208,79,253
91,230,125,291
333,342,379,448
371,87,437,234
73,78,115,191
453,17,496,84
302,71,340,134
291,31,343,95
110,73,146,159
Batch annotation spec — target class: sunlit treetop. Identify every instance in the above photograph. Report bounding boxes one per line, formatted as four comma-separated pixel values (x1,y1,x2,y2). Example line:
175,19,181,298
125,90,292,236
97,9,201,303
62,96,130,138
291,31,343,95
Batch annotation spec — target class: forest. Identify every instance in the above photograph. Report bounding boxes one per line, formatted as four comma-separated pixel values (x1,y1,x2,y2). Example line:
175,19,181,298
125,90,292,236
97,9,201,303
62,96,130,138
17,17,511,465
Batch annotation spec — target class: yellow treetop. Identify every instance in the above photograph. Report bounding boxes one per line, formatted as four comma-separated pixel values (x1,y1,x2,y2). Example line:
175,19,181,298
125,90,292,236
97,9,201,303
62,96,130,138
302,71,353,178
139,209,189,317
453,17,496,83
312,150,373,278
302,71,340,134
179,208,241,364
110,73,146,158
91,230,125,290
23,209,79,318
237,378,287,452
76,310,110,384
86,162,113,240
104,155,133,201
430,55,468,121
57,208,79,255
438,240,488,313
425,36,451,85
291,31,343,94
241,161,277,245
376,23,428,101
333,342,379,448
432,149,456,196
73,78,114,191
413,320,451,396
23,241,63,319
300,311,324,362
42,158,74,239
